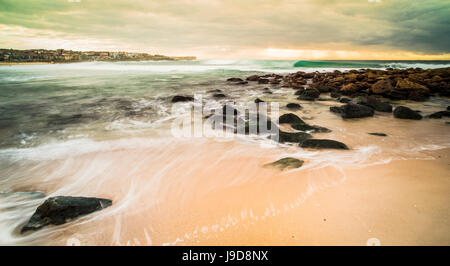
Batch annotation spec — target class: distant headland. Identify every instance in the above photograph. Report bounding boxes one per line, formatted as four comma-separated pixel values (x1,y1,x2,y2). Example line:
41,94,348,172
0,48,196,64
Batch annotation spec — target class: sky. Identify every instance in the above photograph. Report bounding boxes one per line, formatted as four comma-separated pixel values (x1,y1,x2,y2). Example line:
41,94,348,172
0,0,449,60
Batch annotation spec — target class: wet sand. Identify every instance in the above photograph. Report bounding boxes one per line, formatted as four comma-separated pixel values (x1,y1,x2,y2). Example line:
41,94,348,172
2,135,448,246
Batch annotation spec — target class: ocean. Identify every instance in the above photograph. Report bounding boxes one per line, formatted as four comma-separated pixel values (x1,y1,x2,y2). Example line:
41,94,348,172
0,60,449,245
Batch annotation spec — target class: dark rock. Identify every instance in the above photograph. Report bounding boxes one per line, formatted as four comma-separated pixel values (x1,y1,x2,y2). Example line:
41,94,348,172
371,79,393,94
297,95,317,101
227,77,244,82
264,157,304,170
21,196,112,233
213,93,227,98
295,89,320,99
393,106,423,120
368,133,388,137
339,97,351,103
258,79,270,84
300,139,349,150
447,106,450,111
286,103,301,110
208,89,222,93
278,131,312,144
279,113,330,133
279,113,303,124
246,75,260,81
254,98,265,103
330,104,374,119
291,123,331,133
330,92,341,98
171,95,194,103
358,96,393,112
428,111,450,119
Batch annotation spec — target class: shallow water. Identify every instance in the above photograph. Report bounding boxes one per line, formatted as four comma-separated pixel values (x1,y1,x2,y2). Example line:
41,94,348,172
0,60,449,245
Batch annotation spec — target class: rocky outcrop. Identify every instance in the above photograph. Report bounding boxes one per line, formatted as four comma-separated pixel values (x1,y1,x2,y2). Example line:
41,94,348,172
21,196,112,233
281,68,450,101
264,157,304,170
300,139,349,150
330,103,375,119
393,106,423,120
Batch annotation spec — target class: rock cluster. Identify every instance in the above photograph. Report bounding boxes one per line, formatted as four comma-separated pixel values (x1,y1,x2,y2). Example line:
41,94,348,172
283,68,450,101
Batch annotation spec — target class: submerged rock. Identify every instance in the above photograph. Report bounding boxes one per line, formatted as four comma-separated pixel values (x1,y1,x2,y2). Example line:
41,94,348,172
368,132,388,137
291,123,330,133
213,93,227,98
330,103,375,119
21,196,112,233
47,114,91,126
428,111,450,119
339,97,351,103
278,131,312,144
264,157,304,170
171,95,194,103
300,139,349,150
279,113,330,133
227,77,244,82
286,103,301,110
393,106,423,120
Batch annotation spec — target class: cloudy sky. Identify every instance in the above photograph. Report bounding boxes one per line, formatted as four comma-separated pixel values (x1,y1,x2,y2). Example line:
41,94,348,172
0,0,449,59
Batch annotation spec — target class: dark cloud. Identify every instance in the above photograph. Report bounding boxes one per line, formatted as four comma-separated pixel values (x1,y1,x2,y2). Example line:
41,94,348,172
0,0,448,57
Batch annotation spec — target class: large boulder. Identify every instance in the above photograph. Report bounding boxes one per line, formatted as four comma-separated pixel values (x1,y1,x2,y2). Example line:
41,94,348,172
371,79,393,94
21,196,112,233
264,157,304,170
340,83,360,94
330,103,375,119
393,106,423,120
300,139,349,150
